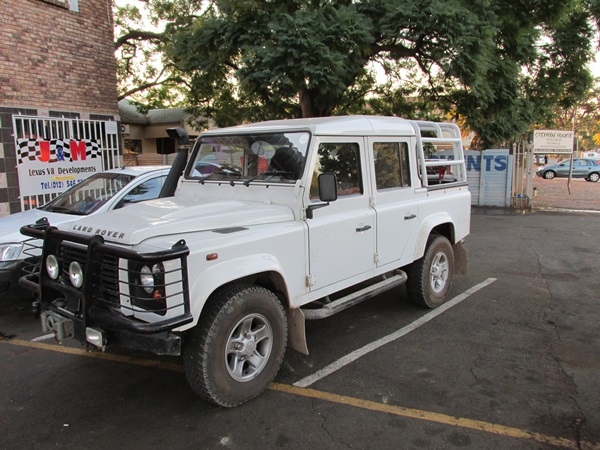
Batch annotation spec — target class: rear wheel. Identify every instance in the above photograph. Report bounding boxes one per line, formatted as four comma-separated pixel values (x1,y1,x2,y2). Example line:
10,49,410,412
543,171,556,180
406,234,454,308
183,284,287,407
588,172,600,182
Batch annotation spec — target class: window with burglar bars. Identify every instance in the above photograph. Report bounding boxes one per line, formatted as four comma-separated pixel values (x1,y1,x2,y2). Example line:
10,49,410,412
12,115,121,211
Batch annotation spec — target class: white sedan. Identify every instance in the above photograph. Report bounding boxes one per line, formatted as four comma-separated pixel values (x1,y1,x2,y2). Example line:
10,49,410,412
0,165,170,298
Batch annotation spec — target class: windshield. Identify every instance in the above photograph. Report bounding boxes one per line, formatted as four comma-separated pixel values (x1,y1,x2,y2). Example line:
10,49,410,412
40,172,135,215
187,132,309,184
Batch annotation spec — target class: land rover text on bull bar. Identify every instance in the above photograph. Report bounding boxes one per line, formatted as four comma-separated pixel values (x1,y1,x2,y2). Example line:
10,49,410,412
21,116,470,407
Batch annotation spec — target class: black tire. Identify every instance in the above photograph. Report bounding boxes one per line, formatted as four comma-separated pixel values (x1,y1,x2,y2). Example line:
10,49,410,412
543,171,556,180
406,234,454,308
183,284,287,407
588,172,600,182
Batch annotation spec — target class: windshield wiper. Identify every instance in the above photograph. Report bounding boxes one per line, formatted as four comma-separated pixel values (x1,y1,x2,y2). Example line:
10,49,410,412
199,169,242,185
41,206,86,215
243,170,292,187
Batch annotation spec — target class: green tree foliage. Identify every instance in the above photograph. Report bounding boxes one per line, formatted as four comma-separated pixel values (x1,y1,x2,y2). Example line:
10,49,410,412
537,78,600,151
114,0,599,148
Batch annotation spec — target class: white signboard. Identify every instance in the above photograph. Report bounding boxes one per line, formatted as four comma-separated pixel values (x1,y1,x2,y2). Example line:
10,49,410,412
533,130,574,154
16,138,103,197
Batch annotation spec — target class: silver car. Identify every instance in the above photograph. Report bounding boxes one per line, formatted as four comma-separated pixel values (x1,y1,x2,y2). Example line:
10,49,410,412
0,165,170,298
536,158,600,182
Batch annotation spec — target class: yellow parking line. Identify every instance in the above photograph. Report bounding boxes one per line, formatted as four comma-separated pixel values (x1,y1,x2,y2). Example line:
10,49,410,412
1,337,183,372
2,337,597,449
270,383,597,449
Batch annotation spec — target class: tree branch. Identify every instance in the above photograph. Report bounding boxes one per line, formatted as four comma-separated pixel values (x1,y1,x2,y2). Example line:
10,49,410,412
115,30,165,50
118,76,181,100
118,66,182,99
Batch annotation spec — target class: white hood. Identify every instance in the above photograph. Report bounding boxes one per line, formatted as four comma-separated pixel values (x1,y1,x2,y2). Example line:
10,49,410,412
59,197,295,245
0,208,82,244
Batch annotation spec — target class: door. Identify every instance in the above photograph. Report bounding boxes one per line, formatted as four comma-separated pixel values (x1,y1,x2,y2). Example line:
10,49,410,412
573,159,592,178
555,161,571,177
306,137,376,290
368,137,420,267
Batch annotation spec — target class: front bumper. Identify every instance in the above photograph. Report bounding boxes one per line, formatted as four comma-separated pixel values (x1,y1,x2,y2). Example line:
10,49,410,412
0,260,23,295
20,225,193,356
1,256,39,298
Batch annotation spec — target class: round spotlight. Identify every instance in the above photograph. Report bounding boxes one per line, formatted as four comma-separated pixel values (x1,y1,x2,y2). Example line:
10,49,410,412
69,261,84,288
46,254,60,279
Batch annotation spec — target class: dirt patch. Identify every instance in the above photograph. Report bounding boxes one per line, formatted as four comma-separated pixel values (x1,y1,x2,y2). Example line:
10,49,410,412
532,177,600,211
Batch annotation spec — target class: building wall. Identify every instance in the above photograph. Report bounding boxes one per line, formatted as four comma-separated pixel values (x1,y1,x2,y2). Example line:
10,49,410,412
0,0,120,216
0,0,119,114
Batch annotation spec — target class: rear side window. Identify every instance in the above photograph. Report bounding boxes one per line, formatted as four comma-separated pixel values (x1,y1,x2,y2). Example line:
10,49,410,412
310,143,362,198
373,142,411,189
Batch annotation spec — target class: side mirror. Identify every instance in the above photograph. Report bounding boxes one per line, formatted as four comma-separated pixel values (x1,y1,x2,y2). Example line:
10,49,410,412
306,173,338,219
318,173,338,202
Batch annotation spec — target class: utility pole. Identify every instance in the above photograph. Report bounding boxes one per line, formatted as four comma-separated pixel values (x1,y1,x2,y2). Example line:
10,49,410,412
567,106,577,195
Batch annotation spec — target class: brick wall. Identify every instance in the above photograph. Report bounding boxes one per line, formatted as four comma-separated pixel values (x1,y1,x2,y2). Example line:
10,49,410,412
0,0,119,114
0,0,120,216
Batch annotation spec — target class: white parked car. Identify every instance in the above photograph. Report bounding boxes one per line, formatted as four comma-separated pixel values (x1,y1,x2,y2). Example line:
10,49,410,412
0,166,170,298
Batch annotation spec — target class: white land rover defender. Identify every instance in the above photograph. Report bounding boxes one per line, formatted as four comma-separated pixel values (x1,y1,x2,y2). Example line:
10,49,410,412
21,116,470,407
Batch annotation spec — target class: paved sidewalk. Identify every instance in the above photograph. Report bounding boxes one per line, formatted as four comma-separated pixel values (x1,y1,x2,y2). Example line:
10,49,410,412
532,176,600,211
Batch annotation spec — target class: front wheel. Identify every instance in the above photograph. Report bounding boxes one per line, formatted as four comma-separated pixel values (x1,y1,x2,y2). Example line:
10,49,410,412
183,284,287,407
543,171,556,180
406,235,454,308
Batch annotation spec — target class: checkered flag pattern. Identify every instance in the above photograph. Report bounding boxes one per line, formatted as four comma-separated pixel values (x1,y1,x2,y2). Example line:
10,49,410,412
85,140,101,159
16,138,101,164
16,138,38,164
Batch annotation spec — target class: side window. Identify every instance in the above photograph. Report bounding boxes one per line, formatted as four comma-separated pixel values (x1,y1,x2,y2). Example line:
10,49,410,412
120,176,166,205
310,143,362,199
373,142,411,190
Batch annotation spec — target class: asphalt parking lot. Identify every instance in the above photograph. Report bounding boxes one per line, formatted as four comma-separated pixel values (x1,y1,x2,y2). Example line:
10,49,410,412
1,208,599,449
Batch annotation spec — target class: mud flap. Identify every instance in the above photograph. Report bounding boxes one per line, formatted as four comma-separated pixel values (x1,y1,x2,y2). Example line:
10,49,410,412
454,241,468,275
287,308,308,355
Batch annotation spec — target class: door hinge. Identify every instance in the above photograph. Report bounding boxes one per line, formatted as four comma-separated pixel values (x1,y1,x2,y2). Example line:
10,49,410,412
369,196,376,207
306,274,316,287
374,252,380,263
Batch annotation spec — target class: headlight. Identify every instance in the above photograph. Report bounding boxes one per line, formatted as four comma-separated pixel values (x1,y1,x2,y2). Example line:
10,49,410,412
69,261,84,288
0,242,24,262
131,262,167,314
139,263,164,294
140,265,154,293
46,254,60,279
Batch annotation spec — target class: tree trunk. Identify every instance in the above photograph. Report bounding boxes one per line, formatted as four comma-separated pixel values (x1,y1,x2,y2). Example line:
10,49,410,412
299,88,315,118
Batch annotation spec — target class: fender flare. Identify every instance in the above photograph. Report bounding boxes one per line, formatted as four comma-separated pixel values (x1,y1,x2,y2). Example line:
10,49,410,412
414,212,455,259
180,253,290,330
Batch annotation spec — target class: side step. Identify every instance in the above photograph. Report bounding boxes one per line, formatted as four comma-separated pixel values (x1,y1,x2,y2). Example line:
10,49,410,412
301,271,407,320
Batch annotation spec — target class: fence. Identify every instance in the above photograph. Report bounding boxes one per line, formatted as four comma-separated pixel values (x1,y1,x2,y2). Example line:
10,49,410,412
436,149,513,207
12,115,121,210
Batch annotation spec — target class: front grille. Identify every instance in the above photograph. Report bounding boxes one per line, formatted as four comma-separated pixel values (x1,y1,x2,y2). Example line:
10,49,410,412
57,242,119,305
97,253,119,304
21,238,42,276
19,224,192,337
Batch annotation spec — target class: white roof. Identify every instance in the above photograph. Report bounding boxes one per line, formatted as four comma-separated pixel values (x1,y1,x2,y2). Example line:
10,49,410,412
104,165,171,176
202,115,419,137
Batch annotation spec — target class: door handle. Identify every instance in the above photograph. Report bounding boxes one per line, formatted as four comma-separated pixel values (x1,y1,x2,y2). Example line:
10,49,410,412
404,214,417,220
356,225,372,232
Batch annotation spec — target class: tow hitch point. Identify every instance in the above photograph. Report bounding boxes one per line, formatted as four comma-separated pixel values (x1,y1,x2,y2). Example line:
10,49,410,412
41,311,74,342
